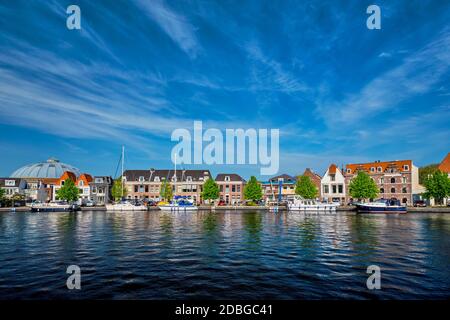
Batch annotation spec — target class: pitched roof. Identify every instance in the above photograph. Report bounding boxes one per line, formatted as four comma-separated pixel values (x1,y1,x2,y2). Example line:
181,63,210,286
345,160,412,174
124,169,211,182
215,174,246,182
268,174,296,183
303,168,321,180
438,153,450,173
0,178,23,187
328,164,338,175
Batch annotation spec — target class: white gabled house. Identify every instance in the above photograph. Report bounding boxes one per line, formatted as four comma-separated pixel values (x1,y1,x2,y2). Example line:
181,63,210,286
321,164,346,204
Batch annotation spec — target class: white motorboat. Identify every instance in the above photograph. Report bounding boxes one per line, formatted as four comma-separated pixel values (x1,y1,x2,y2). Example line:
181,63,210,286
288,195,338,212
106,201,147,211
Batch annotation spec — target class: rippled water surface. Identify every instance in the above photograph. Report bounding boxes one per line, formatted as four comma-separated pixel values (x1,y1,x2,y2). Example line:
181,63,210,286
0,210,449,299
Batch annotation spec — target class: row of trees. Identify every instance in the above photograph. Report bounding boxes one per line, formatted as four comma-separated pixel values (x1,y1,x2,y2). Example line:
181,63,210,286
27,170,450,205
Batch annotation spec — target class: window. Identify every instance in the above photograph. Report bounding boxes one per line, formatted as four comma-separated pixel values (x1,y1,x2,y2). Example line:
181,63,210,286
5,180,15,186
134,185,138,192
390,177,396,183
391,187,396,193
331,175,335,182
237,185,240,192
402,187,407,193
220,185,223,192
154,176,160,182
403,165,409,171
332,185,337,193
232,185,236,192
346,169,351,174
79,180,84,186
186,176,192,182
323,185,329,193
380,177,384,184
402,177,407,184
225,176,230,182
370,167,375,172
145,185,149,192
380,188,384,193
139,176,144,182
171,176,177,182
377,167,382,172
338,184,343,193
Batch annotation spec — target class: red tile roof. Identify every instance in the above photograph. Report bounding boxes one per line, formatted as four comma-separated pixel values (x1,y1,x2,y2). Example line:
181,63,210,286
438,153,450,173
328,164,337,175
346,160,412,174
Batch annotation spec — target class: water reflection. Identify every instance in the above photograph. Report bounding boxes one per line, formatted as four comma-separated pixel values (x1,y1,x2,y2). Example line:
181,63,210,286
0,210,448,299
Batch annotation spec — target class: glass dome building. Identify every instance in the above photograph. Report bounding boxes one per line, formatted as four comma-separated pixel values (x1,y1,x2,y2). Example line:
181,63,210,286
10,158,81,179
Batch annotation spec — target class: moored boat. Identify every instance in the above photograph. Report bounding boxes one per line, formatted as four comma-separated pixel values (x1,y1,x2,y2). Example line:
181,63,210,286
288,195,338,212
355,198,407,214
105,201,148,211
31,202,80,212
158,196,198,212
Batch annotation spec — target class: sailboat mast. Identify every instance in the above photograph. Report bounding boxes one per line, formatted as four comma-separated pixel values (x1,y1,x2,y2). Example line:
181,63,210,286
174,153,177,197
121,145,124,198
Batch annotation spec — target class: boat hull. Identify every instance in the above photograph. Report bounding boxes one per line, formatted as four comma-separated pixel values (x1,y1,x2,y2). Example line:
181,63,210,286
288,204,337,212
158,205,198,211
356,204,407,214
105,204,148,211
31,205,80,212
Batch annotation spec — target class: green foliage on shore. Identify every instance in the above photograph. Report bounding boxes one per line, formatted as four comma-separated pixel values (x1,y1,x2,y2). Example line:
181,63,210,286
160,180,173,201
111,178,127,202
202,178,219,202
295,175,318,199
0,188,5,201
244,176,263,202
348,171,379,201
56,179,80,202
423,171,450,205
419,164,439,184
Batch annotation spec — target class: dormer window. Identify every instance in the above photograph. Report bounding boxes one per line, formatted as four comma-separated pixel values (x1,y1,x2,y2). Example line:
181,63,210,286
186,176,192,182
139,176,145,182
225,176,230,182
278,178,284,182
377,166,382,172
370,167,375,172
171,176,177,182
154,176,160,182
403,165,409,171
5,180,15,186
346,169,351,174
79,180,84,186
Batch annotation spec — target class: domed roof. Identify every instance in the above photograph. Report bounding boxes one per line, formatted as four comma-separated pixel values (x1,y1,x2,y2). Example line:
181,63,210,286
10,158,81,179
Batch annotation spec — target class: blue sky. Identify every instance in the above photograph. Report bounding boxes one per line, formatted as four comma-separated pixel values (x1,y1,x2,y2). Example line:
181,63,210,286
0,0,449,179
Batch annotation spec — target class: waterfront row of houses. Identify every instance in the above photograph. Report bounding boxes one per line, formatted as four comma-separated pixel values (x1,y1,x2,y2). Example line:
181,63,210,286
1,154,449,205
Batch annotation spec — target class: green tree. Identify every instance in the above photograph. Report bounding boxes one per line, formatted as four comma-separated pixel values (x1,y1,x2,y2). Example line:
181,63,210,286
423,170,450,205
111,178,127,202
295,175,318,199
0,188,6,205
160,180,173,201
419,164,439,184
56,179,80,202
202,178,219,203
348,171,379,201
244,176,263,203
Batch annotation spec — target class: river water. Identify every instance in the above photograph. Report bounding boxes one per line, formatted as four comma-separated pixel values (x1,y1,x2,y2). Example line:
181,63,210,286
0,210,448,299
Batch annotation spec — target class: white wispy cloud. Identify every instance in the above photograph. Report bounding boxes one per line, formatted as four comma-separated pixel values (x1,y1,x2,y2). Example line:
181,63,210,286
245,42,310,94
319,27,450,125
135,0,200,58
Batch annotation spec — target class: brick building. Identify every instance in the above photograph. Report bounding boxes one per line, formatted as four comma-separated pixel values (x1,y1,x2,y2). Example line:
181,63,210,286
344,160,419,205
215,174,245,204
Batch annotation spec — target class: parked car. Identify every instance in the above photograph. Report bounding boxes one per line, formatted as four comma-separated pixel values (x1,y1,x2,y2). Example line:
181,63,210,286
413,200,427,207
84,200,95,207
